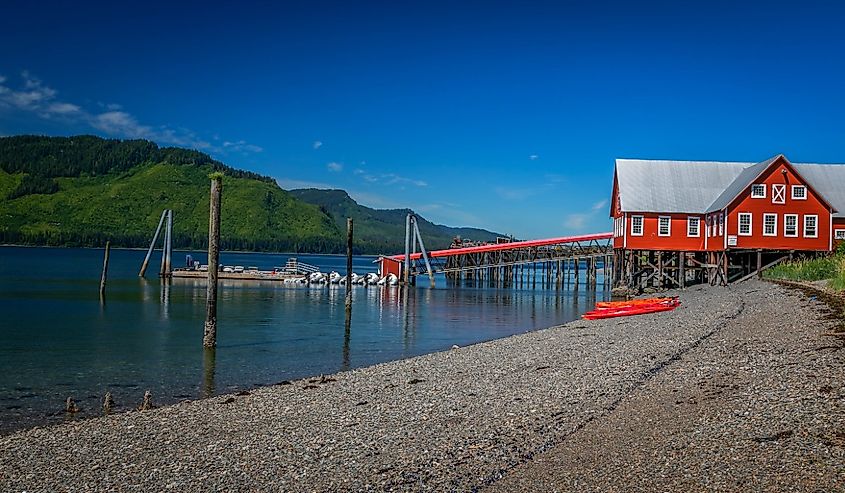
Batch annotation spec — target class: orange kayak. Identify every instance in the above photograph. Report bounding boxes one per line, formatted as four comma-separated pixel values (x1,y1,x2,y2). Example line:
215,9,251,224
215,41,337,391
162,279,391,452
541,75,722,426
594,297,677,309
582,299,681,320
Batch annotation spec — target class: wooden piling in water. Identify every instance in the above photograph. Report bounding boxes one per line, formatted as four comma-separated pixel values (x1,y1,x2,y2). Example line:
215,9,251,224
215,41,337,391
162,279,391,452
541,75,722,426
346,218,353,310
164,210,173,276
99,241,110,296
203,175,222,348
139,210,167,277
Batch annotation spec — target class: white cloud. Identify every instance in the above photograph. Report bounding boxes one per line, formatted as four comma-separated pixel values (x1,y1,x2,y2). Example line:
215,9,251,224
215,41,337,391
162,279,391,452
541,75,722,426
529,154,539,161
46,102,81,115
0,71,261,155
312,140,322,149
494,186,535,201
222,140,263,153
356,170,426,187
327,161,343,172
591,199,608,211
564,213,589,229
276,178,338,190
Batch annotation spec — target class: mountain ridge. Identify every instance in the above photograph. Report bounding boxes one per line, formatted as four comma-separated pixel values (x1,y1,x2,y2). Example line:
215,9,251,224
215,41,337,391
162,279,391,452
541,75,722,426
0,135,501,254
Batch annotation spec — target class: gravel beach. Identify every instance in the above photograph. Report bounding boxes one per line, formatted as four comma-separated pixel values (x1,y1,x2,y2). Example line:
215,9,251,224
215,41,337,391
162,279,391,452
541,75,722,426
1,280,843,492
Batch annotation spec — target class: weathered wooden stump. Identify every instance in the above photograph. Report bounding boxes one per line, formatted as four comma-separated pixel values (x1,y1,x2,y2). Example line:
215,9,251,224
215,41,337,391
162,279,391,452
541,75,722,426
65,397,80,413
103,392,115,414
138,390,154,411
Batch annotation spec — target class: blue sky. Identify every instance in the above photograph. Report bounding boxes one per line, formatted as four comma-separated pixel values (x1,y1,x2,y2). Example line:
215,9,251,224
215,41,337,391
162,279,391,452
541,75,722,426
2,1,845,238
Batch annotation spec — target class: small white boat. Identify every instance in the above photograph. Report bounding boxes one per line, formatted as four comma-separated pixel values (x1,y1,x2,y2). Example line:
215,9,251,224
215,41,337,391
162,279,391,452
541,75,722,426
365,272,380,284
233,266,245,273
222,266,234,273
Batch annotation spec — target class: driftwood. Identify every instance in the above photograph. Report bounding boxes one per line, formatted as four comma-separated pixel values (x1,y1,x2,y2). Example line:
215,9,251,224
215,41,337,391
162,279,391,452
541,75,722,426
138,390,154,411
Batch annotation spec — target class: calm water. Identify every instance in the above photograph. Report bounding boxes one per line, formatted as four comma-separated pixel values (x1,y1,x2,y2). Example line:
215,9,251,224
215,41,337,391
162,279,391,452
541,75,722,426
0,246,608,433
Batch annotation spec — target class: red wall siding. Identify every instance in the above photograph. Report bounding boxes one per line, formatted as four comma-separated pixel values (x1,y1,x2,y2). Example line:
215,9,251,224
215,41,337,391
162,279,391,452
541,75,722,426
624,213,706,251
834,217,845,249
725,159,830,251
702,212,726,252
611,176,625,248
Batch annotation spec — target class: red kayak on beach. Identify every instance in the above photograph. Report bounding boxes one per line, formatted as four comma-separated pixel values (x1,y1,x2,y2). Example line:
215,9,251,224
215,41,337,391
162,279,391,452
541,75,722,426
581,299,681,320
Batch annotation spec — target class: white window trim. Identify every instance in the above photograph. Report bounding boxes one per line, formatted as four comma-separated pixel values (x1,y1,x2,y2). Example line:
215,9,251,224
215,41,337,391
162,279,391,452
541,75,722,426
751,184,766,198
835,229,845,240
791,185,807,200
803,214,818,238
772,184,786,204
737,212,752,236
784,214,798,237
687,216,700,237
762,213,777,237
658,216,671,237
719,212,724,236
630,215,643,236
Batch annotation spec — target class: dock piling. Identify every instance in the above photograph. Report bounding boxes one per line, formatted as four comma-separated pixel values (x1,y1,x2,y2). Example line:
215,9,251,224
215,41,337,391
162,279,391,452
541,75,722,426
203,175,222,348
346,218,353,310
99,241,110,297
139,210,167,277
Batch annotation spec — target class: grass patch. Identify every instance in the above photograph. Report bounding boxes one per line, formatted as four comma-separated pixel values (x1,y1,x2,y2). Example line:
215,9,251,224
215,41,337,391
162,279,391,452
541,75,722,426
766,245,845,292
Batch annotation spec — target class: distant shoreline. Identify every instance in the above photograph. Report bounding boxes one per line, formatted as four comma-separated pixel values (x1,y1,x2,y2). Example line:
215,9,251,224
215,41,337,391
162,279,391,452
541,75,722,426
0,243,379,257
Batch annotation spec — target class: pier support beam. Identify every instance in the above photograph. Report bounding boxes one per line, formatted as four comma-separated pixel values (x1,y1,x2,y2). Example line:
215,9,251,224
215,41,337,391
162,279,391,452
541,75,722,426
346,218,353,310
203,175,222,348
99,240,110,297
139,210,167,277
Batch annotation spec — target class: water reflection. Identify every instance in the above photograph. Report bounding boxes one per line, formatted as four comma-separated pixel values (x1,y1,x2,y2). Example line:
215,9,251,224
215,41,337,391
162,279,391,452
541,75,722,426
0,246,610,434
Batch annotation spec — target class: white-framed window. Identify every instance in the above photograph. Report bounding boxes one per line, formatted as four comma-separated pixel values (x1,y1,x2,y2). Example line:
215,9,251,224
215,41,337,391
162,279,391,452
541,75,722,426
719,212,724,236
738,212,752,236
658,216,671,236
772,184,786,204
687,216,700,237
751,184,766,198
803,214,818,238
631,215,643,236
791,185,807,200
835,229,845,240
706,216,712,237
784,214,798,237
763,213,777,236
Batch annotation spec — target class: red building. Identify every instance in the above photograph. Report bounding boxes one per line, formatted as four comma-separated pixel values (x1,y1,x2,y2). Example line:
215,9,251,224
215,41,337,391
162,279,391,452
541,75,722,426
610,154,845,287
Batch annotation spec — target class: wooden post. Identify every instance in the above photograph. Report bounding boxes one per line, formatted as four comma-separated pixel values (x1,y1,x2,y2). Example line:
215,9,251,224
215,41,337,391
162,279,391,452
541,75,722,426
203,175,222,348
164,210,173,276
679,251,686,288
139,210,167,277
99,241,110,296
403,214,411,284
346,218,353,310
574,257,580,288
411,216,435,286
159,209,169,277
202,348,216,398
757,249,763,279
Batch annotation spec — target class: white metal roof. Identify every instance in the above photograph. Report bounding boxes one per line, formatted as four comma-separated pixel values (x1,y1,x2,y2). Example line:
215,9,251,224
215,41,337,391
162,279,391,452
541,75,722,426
794,163,845,218
706,156,781,212
615,159,747,213
615,157,845,217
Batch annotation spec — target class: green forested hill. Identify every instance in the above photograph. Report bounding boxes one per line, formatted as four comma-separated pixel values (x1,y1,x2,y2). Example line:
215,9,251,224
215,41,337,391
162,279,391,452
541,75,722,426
0,136,342,252
289,188,504,252
0,135,502,254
